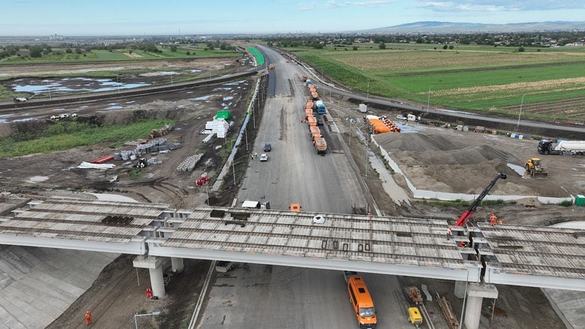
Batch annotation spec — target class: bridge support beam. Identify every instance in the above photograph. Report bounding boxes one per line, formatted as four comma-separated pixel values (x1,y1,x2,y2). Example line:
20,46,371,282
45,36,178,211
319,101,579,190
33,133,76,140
454,280,466,299
133,256,167,299
171,257,184,273
464,283,498,329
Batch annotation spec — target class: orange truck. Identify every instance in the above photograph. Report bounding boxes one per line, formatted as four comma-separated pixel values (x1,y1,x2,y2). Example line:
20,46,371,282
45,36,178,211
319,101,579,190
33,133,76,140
313,137,327,155
309,125,322,140
307,115,317,127
305,108,314,119
344,272,377,329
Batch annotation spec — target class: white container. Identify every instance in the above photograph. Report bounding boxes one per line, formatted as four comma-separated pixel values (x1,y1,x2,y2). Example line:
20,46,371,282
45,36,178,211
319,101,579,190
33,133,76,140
359,104,368,113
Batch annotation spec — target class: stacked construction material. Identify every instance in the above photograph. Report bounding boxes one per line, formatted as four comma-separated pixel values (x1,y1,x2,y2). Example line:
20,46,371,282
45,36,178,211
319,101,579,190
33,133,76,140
366,115,400,134
115,138,170,161
176,154,204,172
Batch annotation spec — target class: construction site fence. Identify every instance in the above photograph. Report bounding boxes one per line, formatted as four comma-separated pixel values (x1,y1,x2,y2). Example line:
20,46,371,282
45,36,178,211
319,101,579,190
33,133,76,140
371,136,574,205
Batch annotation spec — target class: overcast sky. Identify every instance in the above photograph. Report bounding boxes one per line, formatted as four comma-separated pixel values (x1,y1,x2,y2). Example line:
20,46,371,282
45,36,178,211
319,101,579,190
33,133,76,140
2,0,585,35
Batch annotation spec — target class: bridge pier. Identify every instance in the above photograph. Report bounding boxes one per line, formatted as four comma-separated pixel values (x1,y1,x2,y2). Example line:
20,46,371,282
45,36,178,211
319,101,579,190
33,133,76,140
171,257,184,273
133,256,166,299
464,283,498,329
454,280,466,298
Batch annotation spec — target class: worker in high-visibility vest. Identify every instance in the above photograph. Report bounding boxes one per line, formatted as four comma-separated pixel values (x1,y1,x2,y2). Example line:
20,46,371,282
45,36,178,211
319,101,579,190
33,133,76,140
145,287,154,299
84,310,93,326
489,211,498,226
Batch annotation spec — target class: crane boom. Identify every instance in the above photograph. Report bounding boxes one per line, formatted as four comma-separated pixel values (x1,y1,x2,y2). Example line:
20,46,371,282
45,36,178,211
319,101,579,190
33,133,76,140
455,172,507,227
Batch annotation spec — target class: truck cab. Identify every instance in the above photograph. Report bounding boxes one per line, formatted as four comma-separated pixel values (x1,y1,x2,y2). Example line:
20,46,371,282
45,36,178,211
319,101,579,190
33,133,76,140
344,272,377,329
538,140,554,155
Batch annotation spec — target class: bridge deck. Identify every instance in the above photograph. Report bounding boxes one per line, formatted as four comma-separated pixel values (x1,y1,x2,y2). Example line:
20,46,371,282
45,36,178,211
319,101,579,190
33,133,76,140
0,199,165,253
478,223,585,289
1,199,585,290
153,207,479,280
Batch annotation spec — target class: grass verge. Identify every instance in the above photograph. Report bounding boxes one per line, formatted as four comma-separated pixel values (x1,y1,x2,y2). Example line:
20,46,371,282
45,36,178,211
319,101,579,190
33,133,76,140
0,119,174,158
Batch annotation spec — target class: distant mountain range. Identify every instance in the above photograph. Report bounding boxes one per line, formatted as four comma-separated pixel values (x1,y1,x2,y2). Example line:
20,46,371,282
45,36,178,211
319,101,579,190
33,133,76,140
359,21,585,34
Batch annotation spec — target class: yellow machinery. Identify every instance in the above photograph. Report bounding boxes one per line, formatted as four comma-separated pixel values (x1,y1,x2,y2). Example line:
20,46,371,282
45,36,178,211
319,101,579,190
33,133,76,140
525,158,548,177
408,307,423,327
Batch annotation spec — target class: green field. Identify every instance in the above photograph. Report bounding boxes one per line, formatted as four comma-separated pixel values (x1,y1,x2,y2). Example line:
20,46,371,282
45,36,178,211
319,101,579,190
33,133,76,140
0,45,238,65
292,43,585,122
0,119,174,158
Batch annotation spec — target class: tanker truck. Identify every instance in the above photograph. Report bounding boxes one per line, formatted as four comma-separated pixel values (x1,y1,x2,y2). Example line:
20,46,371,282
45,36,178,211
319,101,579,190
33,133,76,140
538,139,585,155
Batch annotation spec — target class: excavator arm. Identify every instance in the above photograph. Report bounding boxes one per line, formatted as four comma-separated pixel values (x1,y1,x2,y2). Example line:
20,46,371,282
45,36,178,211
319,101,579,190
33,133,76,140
455,172,507,227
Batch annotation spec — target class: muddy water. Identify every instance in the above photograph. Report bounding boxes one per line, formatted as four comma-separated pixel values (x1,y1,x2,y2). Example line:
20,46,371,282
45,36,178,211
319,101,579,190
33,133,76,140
10,77,150,95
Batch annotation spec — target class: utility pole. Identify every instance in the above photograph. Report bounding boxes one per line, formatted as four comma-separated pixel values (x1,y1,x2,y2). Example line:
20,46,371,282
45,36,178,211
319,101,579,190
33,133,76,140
232,160,236,186
427,88,431,114
244,127,249,151
366,79,370,102
364,143,368,178
516,94,526,133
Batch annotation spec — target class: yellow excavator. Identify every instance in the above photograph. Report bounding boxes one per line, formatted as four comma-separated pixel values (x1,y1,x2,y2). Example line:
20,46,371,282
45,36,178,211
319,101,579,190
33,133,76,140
525,158,548,177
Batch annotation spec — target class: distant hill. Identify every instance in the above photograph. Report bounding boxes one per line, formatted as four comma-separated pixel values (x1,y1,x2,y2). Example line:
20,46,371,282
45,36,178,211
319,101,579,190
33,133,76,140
359,21,585,34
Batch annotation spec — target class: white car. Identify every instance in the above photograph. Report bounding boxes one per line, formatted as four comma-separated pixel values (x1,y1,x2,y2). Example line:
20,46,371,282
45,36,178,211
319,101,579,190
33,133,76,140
312,215,326,224
259,153,269,162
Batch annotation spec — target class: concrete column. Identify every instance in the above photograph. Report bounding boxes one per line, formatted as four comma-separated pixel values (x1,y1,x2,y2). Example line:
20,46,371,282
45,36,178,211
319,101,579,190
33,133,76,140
133,256,167,299
464,283,498,329
171,257,184,273
149,266,166,299
454,280,467,299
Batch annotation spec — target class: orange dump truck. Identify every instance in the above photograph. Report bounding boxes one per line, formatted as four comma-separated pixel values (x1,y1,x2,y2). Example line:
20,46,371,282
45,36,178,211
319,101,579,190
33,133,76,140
314,137,327,155
306,100,314,110
309,125,322,140
307,115,317,127
305,108,314,119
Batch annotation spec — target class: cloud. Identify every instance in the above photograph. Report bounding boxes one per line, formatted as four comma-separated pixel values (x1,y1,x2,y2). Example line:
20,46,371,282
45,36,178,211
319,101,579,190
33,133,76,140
418,0,585,12
326,0,394,8
298,3,316,11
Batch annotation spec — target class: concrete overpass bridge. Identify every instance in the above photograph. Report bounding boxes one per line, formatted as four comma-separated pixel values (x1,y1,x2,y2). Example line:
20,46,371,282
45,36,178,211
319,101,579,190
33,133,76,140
1,198,584,328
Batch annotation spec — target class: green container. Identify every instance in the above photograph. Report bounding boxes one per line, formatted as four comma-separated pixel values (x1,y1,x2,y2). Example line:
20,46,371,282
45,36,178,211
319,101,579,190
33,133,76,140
576,195,585,207
214,110,232,121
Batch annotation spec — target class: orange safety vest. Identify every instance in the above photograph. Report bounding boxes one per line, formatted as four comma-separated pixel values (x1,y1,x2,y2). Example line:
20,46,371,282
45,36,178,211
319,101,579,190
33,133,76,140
84,311,93,326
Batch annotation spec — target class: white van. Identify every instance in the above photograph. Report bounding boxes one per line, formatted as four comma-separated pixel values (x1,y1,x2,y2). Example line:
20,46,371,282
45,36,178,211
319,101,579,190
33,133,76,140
241,200,270,209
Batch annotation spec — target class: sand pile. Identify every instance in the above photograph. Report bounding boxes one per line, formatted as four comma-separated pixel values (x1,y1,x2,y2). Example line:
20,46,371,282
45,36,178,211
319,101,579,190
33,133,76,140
375,132,532,194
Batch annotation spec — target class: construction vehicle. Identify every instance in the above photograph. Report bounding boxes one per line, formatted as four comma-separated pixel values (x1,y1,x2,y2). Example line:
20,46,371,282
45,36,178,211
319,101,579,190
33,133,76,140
309,125,321,140
314,137,327,155
315,100,327,115
307,116,317,127
454,172,507,227
407,307,423,327
525,158,548,177
344,271,377,329
538,139,585,155
404,287,424,327
13,97,28,103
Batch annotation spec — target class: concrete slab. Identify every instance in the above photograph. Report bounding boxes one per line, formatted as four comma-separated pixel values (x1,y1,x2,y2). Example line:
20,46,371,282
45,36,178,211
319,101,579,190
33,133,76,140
0,245,116,329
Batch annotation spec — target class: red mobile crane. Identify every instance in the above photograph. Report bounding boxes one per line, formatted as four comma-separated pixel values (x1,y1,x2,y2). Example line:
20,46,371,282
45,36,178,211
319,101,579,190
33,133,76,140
455,173,507,227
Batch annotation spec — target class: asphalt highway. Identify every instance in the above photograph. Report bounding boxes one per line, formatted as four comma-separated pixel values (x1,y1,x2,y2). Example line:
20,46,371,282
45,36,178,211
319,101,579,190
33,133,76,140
199,46,416,329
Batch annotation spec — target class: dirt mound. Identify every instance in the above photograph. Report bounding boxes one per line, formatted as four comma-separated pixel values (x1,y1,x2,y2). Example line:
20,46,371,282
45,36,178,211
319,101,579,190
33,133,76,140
417,144,518,165
379,133,519,165
379,133,463,152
